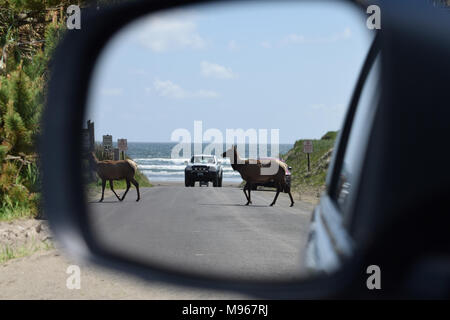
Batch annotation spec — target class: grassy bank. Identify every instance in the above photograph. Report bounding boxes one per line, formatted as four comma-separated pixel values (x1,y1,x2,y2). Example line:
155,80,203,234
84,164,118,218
283,131,337,198
0,205,38,222
0,240,53,264
0,219,54,264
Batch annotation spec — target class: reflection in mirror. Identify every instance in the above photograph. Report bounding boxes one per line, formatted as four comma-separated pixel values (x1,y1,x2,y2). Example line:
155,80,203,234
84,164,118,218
83,1,374,281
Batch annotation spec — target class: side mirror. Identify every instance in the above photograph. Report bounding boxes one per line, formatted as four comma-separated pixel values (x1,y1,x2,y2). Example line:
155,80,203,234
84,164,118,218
40,0,397,300
43,0,370,297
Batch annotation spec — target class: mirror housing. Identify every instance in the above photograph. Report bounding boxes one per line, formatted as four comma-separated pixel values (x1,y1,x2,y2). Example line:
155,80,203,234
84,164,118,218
39,0,379,299
40,0,450,299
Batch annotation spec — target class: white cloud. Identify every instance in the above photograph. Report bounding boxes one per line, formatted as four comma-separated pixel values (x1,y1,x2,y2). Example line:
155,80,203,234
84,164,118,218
137,16,205,52
201,61,236,79
261,28,352,49
282,27,351,45
101,88,123,96
153,79,185,98
152,79,218,99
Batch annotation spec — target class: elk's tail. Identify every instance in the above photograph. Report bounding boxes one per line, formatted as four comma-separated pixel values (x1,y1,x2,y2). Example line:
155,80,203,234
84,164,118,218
126,159,138,173
278,160,288,173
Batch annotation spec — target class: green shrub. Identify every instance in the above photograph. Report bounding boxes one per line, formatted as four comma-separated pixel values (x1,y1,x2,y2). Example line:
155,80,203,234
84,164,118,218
321,131,338,140
0,6,66,219
283,131,338,194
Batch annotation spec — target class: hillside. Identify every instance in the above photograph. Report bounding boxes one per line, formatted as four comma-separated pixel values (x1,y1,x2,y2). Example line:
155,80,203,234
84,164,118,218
283,131,337,200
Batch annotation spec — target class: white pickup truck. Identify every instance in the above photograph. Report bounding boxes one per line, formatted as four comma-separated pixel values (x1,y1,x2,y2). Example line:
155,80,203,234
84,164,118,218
184,155,223,187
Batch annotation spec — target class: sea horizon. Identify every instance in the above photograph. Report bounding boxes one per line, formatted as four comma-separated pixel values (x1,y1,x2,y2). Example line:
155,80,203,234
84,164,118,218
97,142,294,183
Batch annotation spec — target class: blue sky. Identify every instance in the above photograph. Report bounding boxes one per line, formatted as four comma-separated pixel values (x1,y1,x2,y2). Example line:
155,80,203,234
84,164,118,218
86,1,374,143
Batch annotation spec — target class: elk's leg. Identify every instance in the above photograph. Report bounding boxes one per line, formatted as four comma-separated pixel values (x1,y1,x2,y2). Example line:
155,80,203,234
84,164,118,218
99,179,106,202
121,179,131,201
242,183,250,203
109,180,121,201
288,190,294,207
246,183,252,205
130,178,140,202
270,185,281,206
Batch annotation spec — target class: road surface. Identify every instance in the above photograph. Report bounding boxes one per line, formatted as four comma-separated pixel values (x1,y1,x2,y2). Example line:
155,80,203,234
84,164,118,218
88,184,314,281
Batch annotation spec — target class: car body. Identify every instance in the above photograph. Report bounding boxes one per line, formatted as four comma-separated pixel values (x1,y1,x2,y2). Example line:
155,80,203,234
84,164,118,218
304,40,380,276
185,155,223,187
250,158,292,192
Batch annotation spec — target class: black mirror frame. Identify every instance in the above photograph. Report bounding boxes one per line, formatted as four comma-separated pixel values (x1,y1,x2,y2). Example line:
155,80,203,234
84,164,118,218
41,0,392,299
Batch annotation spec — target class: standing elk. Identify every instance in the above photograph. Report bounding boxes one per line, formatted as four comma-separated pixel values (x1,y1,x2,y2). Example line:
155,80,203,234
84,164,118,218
222,145,294,207
87,152,140,202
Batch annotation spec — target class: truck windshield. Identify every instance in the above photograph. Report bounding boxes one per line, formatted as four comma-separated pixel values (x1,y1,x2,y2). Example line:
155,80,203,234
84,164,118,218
191,156,215,164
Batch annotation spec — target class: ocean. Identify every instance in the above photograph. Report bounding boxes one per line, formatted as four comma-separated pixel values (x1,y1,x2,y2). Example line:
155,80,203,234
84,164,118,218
120,142,293,182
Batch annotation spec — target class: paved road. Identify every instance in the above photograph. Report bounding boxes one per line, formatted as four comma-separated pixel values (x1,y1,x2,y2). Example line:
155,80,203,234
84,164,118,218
88,185,314,281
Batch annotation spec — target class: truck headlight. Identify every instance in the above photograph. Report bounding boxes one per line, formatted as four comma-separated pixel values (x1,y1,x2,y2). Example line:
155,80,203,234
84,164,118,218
208,166,216,171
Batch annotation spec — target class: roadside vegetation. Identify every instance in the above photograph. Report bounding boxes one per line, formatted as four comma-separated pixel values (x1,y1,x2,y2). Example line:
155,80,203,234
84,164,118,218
0,238,53,263
283,131,337,199
0,219,53,263
0,1,126,220
0,1,74,220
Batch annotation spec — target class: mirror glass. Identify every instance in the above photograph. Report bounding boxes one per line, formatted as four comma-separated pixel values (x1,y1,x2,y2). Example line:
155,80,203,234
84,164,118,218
83,1,374,280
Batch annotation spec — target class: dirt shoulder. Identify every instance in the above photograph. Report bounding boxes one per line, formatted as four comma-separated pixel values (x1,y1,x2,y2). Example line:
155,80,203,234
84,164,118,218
0,248,250,299
293,189,322,205
0,219,53,263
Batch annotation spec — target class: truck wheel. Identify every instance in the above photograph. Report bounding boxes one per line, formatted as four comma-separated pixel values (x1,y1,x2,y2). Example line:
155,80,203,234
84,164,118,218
185,176,190,187
213,175,218,187
218,174,222,187
190,180,195,187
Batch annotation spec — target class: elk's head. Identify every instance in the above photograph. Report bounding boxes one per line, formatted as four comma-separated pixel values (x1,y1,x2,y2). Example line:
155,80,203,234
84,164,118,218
222,145,237,158
84,151,98,165
222,145,239,164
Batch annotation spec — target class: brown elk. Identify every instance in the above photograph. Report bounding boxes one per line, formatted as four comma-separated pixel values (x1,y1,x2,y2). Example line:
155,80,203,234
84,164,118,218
87,152,140,202
222,145,294,207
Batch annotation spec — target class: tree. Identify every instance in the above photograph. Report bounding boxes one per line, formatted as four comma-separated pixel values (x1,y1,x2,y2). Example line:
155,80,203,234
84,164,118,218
0,1,72,217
